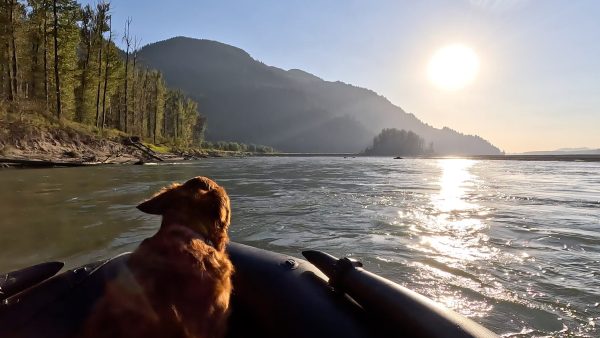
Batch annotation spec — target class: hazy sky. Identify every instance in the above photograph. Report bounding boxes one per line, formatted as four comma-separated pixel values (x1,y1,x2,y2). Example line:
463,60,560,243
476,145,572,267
83,0,600,152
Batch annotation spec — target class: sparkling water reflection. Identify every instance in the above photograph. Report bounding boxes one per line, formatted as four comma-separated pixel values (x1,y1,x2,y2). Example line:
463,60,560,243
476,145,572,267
421,159,492,262
434,159,478,212
407,159,498,318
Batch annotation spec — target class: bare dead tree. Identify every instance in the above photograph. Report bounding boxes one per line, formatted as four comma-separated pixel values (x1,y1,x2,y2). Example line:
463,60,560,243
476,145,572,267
122,17,132,132
131,36,141,133
153,72,159,143
100,15,111,130
139,69,147,137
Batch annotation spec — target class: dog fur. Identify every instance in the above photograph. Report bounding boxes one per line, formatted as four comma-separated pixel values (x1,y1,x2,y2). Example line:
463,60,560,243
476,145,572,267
82,176,233,338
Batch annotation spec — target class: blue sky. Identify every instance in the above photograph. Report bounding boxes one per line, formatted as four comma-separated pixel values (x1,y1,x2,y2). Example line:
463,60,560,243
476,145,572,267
83,0,600,152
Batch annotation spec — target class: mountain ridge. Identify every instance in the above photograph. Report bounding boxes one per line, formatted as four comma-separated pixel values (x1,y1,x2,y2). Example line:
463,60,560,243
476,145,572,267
138,36,502,155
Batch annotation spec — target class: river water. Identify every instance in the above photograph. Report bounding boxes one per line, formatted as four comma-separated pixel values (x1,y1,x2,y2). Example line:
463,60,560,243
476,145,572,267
1,157,599,337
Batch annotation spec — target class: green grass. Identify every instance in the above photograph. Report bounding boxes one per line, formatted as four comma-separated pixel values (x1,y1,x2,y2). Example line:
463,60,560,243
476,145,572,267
145,143,172,154
0,107,127,141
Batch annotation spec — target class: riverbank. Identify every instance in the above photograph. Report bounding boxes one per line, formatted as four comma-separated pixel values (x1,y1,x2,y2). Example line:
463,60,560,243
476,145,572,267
4,113,597,168
0,116,140,166
0,113,258,168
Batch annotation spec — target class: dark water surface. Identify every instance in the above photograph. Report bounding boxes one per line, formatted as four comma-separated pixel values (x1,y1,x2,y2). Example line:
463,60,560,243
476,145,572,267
1,157,599,337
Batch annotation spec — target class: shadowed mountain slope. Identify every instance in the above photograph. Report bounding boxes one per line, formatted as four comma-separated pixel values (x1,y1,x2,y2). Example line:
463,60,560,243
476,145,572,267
138,37,501,154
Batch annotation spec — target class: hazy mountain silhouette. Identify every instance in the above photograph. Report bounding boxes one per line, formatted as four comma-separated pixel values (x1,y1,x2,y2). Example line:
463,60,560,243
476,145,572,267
138,37,502,154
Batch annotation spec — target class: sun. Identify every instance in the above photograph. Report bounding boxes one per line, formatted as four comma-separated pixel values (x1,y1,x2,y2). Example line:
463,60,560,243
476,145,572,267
428,44,480,91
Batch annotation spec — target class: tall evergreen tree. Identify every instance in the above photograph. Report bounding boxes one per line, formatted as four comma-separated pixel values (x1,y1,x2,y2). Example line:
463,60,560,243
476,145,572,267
74,3,93,122
52,0,60,117
93,1,108,127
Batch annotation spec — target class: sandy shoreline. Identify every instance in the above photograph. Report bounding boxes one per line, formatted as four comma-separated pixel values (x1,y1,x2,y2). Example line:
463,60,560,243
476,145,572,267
0,120,251,168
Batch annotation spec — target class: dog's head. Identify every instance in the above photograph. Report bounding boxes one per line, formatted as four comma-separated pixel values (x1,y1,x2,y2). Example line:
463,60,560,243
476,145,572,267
137,176,231,251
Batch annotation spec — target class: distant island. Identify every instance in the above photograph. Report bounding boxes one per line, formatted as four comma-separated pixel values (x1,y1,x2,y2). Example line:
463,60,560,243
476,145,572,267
363,129,433,156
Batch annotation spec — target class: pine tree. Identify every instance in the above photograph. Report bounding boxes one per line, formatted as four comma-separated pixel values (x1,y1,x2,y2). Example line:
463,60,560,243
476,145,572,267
74,3,94,122
93,1,108,127
52,0,61,117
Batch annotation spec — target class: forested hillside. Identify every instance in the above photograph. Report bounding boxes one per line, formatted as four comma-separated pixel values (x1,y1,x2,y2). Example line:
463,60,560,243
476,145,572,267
138,37,503,155
0,1,203,147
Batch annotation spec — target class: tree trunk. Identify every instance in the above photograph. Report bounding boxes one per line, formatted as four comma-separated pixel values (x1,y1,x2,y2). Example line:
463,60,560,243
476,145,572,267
153,74,158,144
173,104,178,140
5,41,13,101
164,98,168,138
101,16,111,130
139,71,146,137
1,60,5,99
52,0,61,118
9,0,19,101
132,51,137,133
123,18,131,133
123,51,128,132
5,1,14,101
77,28,92,122
94,11,104,127
43,1,49,112
31,39,39,98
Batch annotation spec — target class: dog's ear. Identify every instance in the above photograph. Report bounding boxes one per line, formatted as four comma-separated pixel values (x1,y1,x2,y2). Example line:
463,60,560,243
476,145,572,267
206,186,231,251
137,184,181,215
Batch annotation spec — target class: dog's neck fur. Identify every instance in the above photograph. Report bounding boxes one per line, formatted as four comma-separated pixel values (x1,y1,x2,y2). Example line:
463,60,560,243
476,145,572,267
159,215,215,248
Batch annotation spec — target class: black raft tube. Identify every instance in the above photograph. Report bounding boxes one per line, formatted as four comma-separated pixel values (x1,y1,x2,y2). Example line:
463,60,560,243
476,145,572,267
302,250,498,338
0,262,64,301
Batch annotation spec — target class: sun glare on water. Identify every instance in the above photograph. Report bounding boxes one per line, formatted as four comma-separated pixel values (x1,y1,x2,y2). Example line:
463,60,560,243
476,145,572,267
428,44,480,91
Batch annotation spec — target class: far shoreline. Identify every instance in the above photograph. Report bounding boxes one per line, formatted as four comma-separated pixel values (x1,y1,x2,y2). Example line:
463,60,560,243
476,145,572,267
257,153,600,162
3,152,599,170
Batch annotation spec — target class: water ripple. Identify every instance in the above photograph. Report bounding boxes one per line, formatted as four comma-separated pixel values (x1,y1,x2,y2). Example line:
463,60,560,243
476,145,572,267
1,157,599,337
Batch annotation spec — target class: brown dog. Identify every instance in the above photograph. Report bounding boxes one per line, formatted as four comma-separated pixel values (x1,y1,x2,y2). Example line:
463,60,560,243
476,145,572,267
82,177,233,338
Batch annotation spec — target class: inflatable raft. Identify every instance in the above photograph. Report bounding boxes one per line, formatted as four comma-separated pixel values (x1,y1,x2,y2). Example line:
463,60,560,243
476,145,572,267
0,242,498,338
